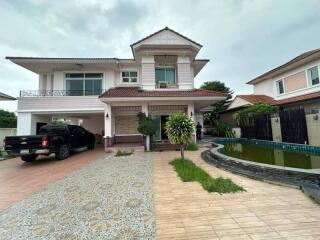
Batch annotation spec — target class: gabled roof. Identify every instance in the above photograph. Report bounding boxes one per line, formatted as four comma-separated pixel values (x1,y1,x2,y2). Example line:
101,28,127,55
99,87,227,98
247,48,320,85
237,94,275,104
0,92,16,100
130,26,202,48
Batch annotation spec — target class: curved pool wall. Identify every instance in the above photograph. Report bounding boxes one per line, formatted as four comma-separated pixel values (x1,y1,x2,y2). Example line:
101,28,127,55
214,138,320,156
202,138,320,203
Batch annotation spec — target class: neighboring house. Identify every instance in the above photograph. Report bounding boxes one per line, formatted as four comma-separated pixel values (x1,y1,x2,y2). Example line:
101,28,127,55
222,48,320,123
0,92,16,101
7,27,227,150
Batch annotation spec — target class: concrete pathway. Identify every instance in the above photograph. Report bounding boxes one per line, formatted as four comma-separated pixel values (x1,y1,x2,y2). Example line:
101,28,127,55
0,153,155,239
153,149,320,240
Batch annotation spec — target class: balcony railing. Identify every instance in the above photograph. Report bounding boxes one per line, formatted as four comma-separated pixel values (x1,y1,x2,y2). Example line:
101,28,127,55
20,89,105,97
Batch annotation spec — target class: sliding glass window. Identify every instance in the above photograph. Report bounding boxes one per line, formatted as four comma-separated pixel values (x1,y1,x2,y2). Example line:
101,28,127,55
65,73,103,96
155,67,176,85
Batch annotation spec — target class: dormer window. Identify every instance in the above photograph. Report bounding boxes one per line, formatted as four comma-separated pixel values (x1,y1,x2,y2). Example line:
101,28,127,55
122,71,137,83
155,67,176,88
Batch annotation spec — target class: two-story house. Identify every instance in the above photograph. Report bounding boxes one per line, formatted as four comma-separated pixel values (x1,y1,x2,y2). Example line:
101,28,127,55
7,27,227,151
221,48,320,126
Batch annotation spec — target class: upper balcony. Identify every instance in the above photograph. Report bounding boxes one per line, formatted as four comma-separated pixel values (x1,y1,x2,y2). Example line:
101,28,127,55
18,90,105,113
20,89,105,97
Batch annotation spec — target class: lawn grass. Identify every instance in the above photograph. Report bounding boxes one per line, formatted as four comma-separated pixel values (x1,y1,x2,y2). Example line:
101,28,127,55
115,150,133,157
170,158,245,193
186,143,198,151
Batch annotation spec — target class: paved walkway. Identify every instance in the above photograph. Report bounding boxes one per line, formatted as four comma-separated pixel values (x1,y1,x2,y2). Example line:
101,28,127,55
0,147,104,210
153,149,320,240
0,153,155,239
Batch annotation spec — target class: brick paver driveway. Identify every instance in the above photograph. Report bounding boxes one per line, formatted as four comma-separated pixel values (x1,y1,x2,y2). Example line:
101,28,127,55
153,149,320,240
0,152,155,239
0,148,104,210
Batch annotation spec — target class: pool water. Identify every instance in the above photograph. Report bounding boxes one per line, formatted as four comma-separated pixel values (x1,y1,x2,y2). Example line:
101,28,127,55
221,143,320,169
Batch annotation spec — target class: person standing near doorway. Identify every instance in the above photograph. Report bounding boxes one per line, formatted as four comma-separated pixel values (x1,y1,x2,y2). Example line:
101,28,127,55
196,122,202,140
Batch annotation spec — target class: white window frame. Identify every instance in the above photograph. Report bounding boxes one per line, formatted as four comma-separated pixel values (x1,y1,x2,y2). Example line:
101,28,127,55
276,79,285,95
155,66,177,85
307,65,320,87
121,71,138,84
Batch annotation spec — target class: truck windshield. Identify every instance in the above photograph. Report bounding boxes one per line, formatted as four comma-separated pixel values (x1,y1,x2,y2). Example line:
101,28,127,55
38,126,67,135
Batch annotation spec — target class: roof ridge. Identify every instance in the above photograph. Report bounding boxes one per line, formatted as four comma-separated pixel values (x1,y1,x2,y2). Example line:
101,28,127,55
247,48,320,85
130,26,202,48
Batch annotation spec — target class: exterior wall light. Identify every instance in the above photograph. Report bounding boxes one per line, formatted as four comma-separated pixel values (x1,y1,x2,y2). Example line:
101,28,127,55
313,114,318,120
106,113,109,118
190,111,193,117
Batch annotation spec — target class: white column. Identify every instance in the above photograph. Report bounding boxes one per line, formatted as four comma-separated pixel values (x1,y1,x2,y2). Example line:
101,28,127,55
187,102,196,143
17,112,33,135
142,102,150,151
104,103,113,147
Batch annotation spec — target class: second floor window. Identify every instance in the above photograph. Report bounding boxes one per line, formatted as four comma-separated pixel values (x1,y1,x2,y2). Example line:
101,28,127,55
276,79,284,95
155,67,176,86
308,66,319,86
122,71,137,83
65,73,103,96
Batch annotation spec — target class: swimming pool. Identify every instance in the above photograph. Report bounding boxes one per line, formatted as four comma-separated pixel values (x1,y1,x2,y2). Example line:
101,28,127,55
214,138,320,170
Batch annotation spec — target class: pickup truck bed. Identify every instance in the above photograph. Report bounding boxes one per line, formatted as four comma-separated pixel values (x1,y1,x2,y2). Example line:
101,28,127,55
4,124,95,162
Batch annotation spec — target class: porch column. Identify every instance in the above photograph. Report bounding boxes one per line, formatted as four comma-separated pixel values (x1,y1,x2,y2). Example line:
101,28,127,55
104,103,113,147
187,102,196,144
142,103,150,151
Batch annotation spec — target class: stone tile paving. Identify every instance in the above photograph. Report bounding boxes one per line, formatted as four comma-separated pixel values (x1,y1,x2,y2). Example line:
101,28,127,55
153,149,320,240
0,153,155,239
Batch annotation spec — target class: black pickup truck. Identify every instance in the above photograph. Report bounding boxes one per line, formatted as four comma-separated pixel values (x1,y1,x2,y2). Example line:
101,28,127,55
4,124,95,162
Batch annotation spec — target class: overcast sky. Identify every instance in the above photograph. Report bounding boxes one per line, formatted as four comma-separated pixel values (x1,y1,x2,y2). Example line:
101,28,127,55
0,0,319,112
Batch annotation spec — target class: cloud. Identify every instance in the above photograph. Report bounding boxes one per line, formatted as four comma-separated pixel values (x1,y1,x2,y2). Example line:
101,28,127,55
0,0,319,112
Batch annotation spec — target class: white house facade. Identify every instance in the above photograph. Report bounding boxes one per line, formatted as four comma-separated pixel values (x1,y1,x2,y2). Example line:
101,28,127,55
7,27,227,150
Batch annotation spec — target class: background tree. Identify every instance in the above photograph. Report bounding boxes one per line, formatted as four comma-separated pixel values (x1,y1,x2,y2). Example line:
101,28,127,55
137,112,157,151
200,80,233,129
200,81,233,100
165,112,195,160
0,110,17,128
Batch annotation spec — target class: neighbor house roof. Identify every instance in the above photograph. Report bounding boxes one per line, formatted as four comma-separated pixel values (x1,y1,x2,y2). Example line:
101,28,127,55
99,87,227,98
0,92,16,100
237,94,276,104
275,91,320,106
247,48,320,85
130,26,203,48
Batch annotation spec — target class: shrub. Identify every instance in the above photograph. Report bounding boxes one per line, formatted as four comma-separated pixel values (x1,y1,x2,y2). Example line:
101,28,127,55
165,112,195,159
212,120,235,138
186,143,198,151
115,150,133,157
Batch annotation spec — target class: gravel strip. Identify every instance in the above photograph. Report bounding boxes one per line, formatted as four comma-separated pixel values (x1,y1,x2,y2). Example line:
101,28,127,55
0,153,155,240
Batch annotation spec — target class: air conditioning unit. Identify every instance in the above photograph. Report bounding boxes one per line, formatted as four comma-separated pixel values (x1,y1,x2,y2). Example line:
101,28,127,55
159,81,168,88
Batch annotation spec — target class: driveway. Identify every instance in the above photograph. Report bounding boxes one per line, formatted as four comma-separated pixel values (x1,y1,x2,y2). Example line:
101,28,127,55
0,148,105,210
0,152,155,239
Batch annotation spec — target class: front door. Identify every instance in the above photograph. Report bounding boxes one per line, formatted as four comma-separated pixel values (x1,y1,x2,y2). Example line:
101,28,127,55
153,115,169,141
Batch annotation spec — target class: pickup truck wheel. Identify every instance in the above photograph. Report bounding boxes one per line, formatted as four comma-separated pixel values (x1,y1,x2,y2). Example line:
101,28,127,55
21,154,37,162
88,142,95,150
56,144,70,160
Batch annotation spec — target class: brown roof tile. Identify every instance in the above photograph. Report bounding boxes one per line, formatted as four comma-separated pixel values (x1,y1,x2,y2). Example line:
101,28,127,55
99,87,227,98
276,91,320,105
238,94,275,104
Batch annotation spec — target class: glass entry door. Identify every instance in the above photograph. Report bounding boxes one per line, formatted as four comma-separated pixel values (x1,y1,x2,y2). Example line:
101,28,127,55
153,115,169,141
153,116,161,141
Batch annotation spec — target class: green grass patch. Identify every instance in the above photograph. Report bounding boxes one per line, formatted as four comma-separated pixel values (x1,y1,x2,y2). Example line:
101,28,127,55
186,143,198,151
170,158,245,193
115,150,133,157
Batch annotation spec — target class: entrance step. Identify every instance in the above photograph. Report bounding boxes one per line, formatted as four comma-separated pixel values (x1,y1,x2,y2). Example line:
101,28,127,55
105,144,145,153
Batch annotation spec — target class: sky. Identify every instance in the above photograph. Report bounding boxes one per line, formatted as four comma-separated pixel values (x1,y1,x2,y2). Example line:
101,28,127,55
0,0,319,112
